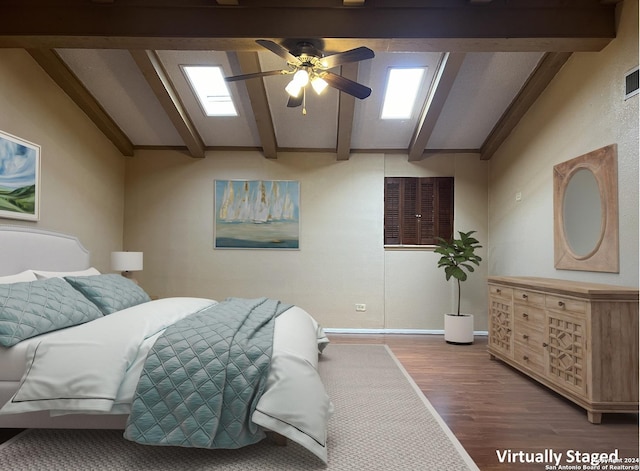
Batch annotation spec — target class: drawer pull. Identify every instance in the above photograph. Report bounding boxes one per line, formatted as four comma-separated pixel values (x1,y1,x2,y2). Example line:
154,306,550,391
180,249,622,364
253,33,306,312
558,301,565,308
496,288,501,294
542,342,549,348
523,355,529,361
522,334,529,340
522,312,529,318
522,293,528,299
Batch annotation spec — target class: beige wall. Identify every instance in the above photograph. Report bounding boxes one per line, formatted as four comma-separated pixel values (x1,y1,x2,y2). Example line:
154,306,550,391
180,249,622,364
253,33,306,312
488,0,639,288
0,49,125,271
124,150,488,330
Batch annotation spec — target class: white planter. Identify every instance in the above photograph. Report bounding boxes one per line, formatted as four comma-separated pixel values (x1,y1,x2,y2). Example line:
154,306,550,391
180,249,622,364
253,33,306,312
444,313,474,344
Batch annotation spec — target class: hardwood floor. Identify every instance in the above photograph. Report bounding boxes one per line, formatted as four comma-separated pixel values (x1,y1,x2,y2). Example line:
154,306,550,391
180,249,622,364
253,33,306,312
329,333,639,471
0,334,637,470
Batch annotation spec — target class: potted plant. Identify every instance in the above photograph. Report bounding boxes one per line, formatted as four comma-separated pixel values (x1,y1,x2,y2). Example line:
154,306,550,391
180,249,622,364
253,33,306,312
434,230,482,344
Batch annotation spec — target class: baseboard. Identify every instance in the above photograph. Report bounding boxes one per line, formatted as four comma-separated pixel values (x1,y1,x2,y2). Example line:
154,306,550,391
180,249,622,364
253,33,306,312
323,328,489,336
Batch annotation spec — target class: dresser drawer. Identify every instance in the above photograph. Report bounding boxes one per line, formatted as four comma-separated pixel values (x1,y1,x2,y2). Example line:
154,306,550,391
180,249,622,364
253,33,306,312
513,304,545,326
514,342,545,375
545,294,587,315
514,319,543,345
489,285,512,300
513,289,544,306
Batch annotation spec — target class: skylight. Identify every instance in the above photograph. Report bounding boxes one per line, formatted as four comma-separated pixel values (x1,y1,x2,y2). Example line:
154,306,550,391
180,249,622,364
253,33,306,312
380,67,426,120
182,65,237,117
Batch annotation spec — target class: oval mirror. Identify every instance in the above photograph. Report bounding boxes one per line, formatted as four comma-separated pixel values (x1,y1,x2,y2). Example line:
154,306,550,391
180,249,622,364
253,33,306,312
562,168,603,257
553,144,618,272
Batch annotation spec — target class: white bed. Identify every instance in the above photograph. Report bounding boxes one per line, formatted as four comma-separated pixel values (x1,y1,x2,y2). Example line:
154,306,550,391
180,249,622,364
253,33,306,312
0,225,333,462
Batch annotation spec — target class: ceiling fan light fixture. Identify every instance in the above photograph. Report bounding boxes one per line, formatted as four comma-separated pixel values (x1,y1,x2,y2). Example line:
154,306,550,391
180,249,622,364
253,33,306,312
285,80,303,97
293,69,309,86
311,76,328,95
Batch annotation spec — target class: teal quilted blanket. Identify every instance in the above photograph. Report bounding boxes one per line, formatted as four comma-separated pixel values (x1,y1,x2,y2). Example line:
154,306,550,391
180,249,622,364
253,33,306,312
123,297,291,449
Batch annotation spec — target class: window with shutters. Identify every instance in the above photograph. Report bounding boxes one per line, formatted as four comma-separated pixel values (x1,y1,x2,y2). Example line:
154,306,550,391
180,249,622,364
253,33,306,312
384,177,454,246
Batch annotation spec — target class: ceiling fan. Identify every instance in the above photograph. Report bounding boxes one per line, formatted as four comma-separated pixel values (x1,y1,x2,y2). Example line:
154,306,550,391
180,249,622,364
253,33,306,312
225,39,375,110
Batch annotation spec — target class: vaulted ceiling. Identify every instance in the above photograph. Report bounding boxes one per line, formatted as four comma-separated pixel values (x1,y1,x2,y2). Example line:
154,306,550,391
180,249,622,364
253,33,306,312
0,1,620,160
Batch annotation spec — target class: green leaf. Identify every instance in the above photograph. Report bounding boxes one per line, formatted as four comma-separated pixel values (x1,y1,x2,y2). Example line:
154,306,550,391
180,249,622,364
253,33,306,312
435,229,482,285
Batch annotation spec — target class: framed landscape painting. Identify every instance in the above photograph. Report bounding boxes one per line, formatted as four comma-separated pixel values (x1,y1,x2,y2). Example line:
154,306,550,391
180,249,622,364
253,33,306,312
0,131,40,221
214,179,300,249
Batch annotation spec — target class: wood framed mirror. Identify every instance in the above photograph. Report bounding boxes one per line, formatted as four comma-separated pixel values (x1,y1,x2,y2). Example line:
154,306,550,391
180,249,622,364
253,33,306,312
553,144,619,272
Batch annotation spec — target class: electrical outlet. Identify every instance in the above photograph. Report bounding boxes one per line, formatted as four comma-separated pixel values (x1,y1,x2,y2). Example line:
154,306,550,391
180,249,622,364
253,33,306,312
355,303,366,312
515,191,522,202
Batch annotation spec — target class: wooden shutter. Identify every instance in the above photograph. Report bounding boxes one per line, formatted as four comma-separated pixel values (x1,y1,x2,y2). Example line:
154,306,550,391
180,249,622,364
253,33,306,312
419,177,454,244
435,177,454,242
384,178,402,244
419,178,435,244
384,176,454,245
401,178,419,245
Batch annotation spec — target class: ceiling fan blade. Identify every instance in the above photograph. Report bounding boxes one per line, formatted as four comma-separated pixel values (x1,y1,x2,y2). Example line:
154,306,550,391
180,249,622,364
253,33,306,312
321,47,375,69
225,69,285,82
256,39,301,65
287,94,303,108
323,71,372,99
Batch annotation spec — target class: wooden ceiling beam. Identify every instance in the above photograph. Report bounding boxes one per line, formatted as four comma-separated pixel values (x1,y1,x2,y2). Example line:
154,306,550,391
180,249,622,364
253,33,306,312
408,52,466,161
235,52,278,159
2,37,611,54
27,48,134,157
480,52,572,160
336,62,358,161
0,3,616,52
129,49,205,159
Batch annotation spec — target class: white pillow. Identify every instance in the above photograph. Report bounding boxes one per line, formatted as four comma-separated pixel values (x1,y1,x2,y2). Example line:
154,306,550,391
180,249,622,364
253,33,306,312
0,270,37,284
32,267,101,279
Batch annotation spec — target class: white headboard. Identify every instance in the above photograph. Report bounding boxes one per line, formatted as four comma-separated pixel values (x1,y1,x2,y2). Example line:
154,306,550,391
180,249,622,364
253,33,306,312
0,225,91,276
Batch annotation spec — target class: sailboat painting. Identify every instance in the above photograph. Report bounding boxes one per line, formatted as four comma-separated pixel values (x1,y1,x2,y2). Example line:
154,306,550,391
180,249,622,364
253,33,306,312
214,180,300,249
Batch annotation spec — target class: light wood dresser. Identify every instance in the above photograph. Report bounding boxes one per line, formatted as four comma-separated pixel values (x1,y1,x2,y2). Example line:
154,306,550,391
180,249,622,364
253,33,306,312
487,276,639,423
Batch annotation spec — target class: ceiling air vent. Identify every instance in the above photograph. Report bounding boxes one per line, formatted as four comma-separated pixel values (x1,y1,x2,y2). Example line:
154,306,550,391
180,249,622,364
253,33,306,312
624,66,638,100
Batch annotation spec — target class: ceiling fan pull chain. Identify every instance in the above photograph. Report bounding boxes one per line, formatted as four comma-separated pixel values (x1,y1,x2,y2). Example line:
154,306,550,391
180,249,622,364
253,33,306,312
302,87,307,115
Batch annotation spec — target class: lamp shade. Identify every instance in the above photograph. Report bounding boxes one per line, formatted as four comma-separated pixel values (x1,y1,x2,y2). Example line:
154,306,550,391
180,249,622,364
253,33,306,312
110,251,143,272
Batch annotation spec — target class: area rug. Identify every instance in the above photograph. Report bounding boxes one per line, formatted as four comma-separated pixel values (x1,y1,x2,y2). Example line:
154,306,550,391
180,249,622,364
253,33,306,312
0,344,479,470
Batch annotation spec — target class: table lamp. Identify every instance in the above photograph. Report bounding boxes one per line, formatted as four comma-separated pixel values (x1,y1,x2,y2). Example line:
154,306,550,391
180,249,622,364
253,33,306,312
110,251,143,283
